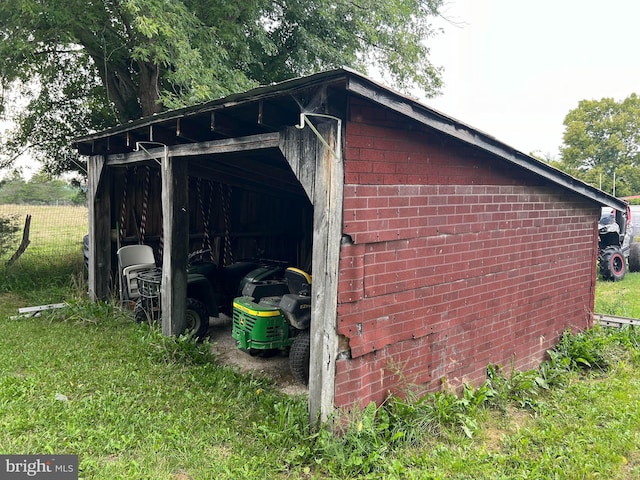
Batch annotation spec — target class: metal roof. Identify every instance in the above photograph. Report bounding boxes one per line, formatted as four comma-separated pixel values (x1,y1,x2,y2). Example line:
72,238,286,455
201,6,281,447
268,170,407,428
74,67,625,211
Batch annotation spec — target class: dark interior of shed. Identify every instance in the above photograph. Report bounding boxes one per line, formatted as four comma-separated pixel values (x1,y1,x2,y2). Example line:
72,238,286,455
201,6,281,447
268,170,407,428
110,149,314,280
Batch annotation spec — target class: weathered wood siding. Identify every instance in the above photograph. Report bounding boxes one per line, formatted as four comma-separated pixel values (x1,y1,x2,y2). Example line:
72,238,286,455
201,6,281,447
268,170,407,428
334,97,599,408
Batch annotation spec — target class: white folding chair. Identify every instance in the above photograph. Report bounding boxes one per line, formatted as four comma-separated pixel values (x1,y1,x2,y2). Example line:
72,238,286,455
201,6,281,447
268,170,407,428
117,245,156,302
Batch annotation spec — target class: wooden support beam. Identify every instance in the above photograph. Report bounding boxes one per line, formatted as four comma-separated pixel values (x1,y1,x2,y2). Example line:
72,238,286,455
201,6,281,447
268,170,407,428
87,155,112,301
160,154,189,336
104,132,280,165
280,128,316,202
281,120,344,424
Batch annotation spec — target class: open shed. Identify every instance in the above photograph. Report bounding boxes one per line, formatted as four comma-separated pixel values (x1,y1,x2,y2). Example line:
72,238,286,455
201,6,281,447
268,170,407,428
75,68,625,422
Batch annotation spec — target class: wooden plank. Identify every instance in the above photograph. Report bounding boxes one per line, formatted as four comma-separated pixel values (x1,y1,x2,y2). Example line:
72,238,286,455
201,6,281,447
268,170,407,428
105,132,280,165
18,303,66,314
594,313,640,328
11,303,67,320
280,127,316,202
160,154,189,336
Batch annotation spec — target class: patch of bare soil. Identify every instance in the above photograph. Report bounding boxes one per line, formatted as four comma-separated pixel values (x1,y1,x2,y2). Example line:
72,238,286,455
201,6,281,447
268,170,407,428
481,407,533,452
205,315,309,397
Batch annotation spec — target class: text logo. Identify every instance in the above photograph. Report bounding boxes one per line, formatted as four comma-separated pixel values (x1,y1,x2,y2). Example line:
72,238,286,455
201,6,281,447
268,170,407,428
0,455,78,479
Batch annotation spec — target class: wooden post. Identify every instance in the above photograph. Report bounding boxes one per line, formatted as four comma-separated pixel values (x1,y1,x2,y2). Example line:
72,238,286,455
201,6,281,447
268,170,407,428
6,214,31,266
281,121,343,424
87,155,111,301
160,153,189,336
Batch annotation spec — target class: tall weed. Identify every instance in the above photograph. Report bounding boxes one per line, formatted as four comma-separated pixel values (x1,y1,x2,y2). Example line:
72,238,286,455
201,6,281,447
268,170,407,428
552,326,637,372
137,323,215,366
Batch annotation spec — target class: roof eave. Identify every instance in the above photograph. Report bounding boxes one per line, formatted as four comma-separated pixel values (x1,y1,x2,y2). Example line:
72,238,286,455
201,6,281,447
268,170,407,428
74,67,625,211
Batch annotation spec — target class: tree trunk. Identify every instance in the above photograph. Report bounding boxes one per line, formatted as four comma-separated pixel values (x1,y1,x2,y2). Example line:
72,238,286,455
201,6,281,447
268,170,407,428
138,61,162,117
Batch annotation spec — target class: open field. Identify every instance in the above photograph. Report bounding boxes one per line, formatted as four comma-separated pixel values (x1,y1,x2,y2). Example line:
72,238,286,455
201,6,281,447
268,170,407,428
0,203,87,260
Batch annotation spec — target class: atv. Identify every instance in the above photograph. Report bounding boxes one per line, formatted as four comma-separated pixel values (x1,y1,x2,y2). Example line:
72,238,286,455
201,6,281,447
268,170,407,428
135,250,287,338
232,267,312,384
598,204,633,281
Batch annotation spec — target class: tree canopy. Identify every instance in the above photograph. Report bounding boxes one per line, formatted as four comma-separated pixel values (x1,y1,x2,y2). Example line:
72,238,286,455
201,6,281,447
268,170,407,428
558,93,640,197
0,0,444,175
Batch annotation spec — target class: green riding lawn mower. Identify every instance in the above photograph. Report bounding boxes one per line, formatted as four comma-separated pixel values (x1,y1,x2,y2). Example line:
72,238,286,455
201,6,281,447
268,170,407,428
232,267,312,384
133,250,313,384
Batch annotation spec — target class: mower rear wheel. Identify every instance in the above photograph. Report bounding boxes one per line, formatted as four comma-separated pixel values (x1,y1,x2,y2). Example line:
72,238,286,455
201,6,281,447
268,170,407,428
185,297,210,339
629,243,640,272
289,330,310,385
599,245,626,281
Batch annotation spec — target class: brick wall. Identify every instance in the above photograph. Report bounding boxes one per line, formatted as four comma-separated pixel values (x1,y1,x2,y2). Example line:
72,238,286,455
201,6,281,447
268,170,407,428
334,98,599,408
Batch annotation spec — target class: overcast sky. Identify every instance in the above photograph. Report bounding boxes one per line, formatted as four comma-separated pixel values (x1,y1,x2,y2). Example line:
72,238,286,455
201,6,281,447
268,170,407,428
424,0,640,159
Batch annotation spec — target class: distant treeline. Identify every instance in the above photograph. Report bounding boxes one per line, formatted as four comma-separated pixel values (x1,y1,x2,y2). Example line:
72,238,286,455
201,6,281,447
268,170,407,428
0,174,85,206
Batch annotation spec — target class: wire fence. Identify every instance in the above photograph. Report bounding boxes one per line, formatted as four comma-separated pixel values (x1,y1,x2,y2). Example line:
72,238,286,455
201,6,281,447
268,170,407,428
0,204,87,267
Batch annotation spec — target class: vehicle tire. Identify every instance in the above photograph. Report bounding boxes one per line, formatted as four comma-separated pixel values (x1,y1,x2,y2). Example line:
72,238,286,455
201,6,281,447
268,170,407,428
185,297,209,339
599,245,626,281
289,330,310,385
629,243,640,272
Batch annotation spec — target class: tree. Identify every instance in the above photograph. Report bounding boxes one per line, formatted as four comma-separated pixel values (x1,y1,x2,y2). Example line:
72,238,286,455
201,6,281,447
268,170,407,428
0,0,444,175
558,94,640,196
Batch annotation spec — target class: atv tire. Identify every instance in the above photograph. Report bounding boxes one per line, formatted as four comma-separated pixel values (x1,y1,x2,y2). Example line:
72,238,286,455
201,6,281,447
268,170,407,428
185,297,210,339
289,330,311,385
629,243,640,272
599,245,626,281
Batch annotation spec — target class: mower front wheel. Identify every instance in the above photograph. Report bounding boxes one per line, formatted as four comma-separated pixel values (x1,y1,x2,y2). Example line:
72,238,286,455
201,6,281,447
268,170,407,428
289,330,310,385
185,297,210,339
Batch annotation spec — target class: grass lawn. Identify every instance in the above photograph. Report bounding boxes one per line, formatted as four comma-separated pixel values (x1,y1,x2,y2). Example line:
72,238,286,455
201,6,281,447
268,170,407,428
1,256,640,478
595,272,640,318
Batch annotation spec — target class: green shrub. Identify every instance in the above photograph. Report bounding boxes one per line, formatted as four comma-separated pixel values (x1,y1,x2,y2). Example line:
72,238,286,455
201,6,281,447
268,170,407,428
0,214,19,257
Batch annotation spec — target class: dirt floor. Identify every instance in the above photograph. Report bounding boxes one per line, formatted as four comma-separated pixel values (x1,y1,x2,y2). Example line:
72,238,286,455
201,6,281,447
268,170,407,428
205,315,309,397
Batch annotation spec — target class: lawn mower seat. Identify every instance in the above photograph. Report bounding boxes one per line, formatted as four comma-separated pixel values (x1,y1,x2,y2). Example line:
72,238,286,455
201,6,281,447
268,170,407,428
285,267,312,296
117,245,156,301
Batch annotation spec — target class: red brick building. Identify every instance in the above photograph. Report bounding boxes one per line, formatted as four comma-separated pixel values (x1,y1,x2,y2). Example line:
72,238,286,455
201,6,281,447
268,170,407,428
334,97,604,407
77,68,623,422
